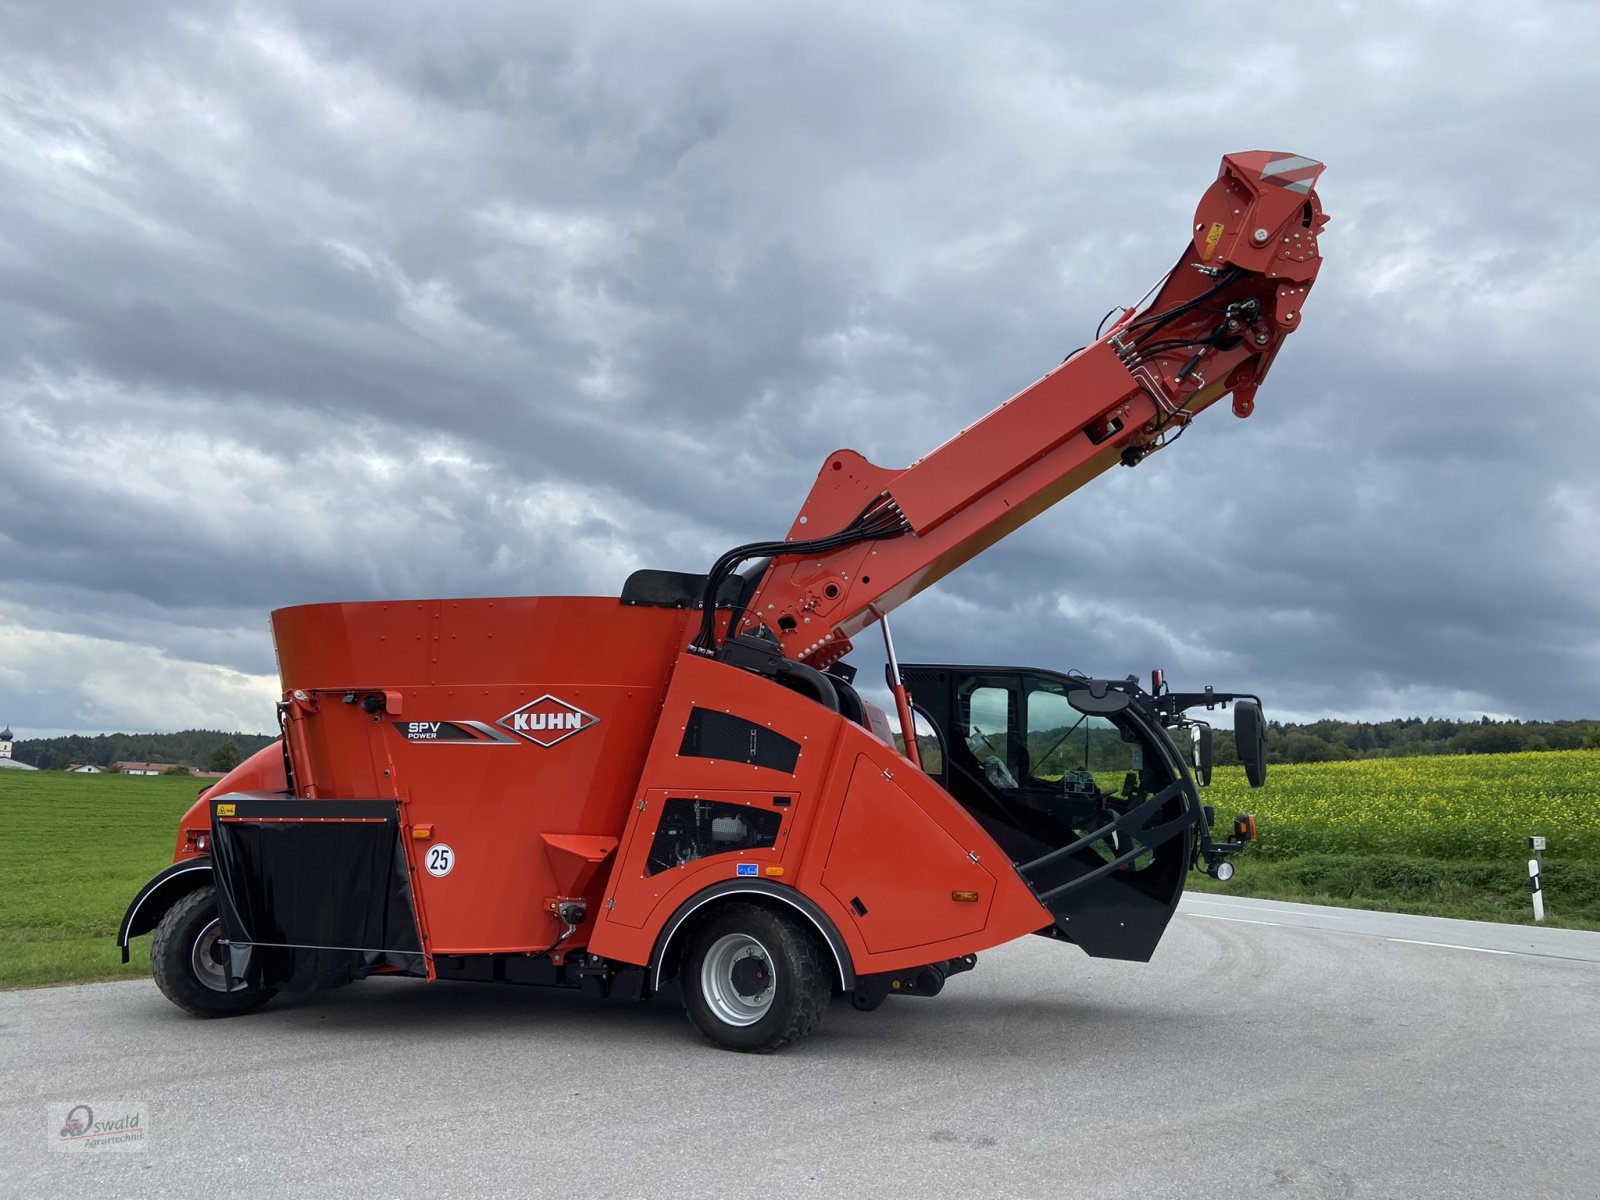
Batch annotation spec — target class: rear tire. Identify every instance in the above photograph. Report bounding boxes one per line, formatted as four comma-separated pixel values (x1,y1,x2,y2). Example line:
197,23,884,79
681,902,828,1053
150,885,275,1018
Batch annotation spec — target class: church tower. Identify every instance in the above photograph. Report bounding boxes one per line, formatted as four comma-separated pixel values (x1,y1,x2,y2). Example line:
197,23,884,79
0,726,12,760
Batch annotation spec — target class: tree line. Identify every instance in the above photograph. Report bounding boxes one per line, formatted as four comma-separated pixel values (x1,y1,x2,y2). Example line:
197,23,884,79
12,714,1600,774
1213,715,1600,766
12,729,277,773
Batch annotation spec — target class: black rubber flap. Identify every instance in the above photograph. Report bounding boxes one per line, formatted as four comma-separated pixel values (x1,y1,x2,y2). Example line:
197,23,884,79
210,797,424,990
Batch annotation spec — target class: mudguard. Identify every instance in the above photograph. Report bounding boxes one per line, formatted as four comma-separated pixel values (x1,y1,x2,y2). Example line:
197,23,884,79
118,859,214,962
649,879,856,993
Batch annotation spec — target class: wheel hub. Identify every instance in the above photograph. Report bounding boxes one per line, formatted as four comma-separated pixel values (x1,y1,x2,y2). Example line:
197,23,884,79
190,918,230,993
700,933,777,1027
729,953,770,998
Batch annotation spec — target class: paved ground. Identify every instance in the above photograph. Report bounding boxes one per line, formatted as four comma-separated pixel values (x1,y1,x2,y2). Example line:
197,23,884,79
4,897,1597,1199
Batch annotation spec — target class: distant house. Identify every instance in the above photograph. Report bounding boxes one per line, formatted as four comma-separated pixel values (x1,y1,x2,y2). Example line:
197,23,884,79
66,764,106,774
115,761,175,776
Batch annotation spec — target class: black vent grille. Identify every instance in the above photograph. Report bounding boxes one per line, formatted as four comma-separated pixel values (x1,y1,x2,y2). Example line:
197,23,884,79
679,708,800,773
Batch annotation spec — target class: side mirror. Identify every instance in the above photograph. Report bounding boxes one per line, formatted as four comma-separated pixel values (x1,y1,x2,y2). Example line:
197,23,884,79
1234,700,1268,788
1068,680,1131,715
1194,724,1214,786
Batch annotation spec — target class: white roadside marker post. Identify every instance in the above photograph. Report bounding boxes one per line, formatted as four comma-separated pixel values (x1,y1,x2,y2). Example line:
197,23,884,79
1527,835,1546,923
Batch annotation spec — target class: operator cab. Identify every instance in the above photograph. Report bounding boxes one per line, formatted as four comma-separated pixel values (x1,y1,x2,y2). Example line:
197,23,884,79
901,664,1201,962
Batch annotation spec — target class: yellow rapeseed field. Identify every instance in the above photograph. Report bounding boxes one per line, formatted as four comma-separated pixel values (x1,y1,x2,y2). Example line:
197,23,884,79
1205,748,1600,862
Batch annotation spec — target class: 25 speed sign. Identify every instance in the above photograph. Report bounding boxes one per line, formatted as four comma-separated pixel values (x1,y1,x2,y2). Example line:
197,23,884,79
424,844,455,877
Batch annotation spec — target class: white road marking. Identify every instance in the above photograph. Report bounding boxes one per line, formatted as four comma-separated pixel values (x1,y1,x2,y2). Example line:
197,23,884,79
1186,898,1344,919
1386,938,1512,956
1186,913,1281,926
1180,894,1600,963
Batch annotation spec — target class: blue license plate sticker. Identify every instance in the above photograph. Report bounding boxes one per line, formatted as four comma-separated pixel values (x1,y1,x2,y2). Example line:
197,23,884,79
736,862,759,877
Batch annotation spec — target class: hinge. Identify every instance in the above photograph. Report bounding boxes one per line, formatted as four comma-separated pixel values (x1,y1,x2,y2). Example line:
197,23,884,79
881,768,894,781
636,798,648,811
967,850,980,863
605,898,615,912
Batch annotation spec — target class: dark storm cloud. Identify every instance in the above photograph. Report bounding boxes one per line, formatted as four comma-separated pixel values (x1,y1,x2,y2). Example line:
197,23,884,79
1,0,1597,734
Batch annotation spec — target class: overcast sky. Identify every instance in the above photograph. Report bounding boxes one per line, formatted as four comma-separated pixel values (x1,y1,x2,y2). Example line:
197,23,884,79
2,1,1597,738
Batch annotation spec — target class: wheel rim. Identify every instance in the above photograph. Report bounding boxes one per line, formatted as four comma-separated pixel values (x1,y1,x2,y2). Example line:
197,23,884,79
190,917,229,993
700,932,777,1027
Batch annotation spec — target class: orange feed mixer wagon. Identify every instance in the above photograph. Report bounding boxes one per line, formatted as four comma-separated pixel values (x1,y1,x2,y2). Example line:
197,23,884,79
121,152,1325,1051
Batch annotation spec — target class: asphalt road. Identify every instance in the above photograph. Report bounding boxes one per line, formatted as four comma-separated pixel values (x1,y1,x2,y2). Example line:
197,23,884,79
4,897,1598,1200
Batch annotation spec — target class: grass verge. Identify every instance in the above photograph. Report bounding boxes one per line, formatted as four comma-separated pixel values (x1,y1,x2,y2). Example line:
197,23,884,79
1189,851,1600,930
1,772,200,988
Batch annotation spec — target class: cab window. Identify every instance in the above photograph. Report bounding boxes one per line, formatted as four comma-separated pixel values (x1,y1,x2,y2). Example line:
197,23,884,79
910,707,945,776
961,681,1020,790
1026,680,1141,791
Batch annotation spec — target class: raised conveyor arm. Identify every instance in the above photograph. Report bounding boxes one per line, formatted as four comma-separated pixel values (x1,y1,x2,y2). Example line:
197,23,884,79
704,152,1326,668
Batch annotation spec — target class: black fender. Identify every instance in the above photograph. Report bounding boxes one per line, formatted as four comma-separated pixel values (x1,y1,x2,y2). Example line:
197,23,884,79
648,880,856,993
118,859,213,963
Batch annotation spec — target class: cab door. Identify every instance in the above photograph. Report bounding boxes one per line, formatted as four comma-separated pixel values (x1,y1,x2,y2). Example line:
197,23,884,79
902,664,1200,962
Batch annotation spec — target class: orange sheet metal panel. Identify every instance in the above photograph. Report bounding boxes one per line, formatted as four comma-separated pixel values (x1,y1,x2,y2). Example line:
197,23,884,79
605,787,799,929
799,732,1054,972
273,596,689,692
590,651,1054,976
820,753,993,953
591,653,851,958
171,743,287,861
268,597,692,955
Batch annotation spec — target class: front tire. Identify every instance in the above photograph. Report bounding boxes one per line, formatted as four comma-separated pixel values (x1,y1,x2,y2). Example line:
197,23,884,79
150,885,275,1018
681,903,829,1053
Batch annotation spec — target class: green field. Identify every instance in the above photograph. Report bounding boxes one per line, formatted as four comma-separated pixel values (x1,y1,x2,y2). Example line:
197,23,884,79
1196,749,1600,927
0,772,202,987
1204,748,1600,861
4,749,1598,990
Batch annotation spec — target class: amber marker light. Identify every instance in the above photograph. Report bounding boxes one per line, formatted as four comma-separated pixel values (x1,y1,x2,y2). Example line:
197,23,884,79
411,825,434,840
764,866,785,877
951,890,980,903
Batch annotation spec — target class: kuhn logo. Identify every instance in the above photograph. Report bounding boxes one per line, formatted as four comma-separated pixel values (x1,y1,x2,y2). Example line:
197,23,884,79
497,696,599,747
